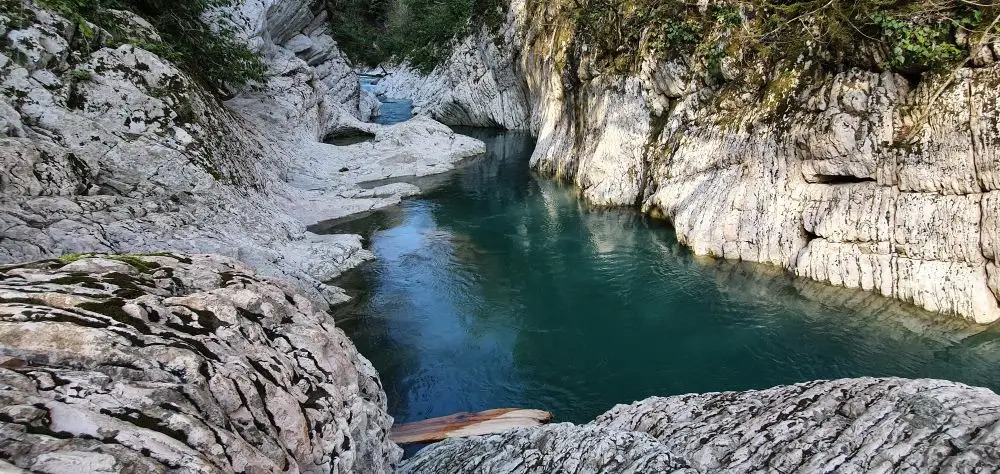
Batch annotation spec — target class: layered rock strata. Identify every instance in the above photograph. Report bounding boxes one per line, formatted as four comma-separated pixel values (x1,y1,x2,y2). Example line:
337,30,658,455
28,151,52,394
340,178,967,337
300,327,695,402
403,377,1000,473
384,0,1000,323
0,0,484,307
0,254,400,472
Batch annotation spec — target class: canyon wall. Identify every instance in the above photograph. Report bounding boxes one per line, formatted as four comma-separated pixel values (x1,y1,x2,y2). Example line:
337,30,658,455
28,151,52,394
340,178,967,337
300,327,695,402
369,10,532,130
392,0,1000,324
0,0,484,470
0,0,483,306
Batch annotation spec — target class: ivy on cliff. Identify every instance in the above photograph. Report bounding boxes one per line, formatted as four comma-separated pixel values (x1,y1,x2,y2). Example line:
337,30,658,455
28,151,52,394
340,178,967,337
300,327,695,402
35,0,266,93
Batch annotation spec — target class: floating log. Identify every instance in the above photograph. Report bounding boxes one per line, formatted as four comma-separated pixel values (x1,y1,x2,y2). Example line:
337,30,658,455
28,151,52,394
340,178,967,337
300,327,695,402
390,408,553,444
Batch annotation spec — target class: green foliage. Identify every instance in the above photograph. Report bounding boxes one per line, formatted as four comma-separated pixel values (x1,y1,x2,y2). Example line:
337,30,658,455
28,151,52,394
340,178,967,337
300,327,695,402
66,67,93,82
57,252,91,263
550,0,999,77
755,0,996,72
870,11,967,70
0,0,32,29
326,0,505,72
710,4,742,26
35,0,265,92
575,0,707,73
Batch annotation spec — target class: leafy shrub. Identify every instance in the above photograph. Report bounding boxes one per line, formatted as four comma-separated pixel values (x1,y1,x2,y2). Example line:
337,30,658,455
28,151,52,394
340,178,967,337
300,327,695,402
66,67,93,81
37,0,266,93
870,13,964,70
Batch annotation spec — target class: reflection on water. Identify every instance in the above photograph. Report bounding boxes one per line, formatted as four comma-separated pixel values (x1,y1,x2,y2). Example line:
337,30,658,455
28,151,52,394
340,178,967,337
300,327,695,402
329,128,1000,425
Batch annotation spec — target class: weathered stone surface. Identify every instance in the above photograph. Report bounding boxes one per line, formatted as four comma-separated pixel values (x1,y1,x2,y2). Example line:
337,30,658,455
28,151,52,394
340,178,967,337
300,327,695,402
373,15,531,130
0,0,485,307
596,378,1000,473
401,378,1000,473
503,2,1000,322
400,424,693,473
0,254,400,472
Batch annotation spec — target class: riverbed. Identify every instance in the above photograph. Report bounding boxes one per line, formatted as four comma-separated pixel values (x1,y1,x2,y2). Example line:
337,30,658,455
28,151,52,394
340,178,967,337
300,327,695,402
323,127,1000,427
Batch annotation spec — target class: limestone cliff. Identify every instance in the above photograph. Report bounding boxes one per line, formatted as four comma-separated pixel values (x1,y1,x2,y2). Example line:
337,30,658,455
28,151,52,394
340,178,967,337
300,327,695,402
380,0,1000,324
369,17,532,130
0,0,485,307
0,2,486,469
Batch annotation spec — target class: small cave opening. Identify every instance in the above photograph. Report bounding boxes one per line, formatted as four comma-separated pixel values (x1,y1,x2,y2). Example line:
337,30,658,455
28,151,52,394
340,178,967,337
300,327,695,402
322,128,376,146
808,174,876,185
803,227,819,244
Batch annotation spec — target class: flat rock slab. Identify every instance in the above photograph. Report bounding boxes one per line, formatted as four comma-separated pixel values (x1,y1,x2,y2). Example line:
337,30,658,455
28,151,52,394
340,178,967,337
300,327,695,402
391,409,553,444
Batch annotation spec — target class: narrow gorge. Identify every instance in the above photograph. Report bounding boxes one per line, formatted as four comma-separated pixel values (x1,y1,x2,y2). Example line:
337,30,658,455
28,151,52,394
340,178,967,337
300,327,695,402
2,0,1000,472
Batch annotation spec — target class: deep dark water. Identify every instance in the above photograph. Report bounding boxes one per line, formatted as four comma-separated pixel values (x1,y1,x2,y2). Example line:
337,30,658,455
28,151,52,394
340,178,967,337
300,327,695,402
326,128,1000,426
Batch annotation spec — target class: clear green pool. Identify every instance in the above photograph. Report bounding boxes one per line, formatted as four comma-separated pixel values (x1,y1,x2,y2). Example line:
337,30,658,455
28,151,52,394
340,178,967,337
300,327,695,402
329,128,1000,426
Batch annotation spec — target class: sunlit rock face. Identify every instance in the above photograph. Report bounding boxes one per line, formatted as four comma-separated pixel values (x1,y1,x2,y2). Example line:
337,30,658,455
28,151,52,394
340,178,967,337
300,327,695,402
0,0,484,306
381,0,1000,323
522,49,1000,323
402,378,1000,473
370,15,532,130
0,254,400,472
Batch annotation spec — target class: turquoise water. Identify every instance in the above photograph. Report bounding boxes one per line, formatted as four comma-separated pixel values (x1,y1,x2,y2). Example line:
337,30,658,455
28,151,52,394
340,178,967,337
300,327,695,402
357,75,414,125
329,128,1000,426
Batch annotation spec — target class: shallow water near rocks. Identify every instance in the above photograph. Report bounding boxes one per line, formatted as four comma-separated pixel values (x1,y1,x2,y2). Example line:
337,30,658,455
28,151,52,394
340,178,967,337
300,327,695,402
328,128,1000,427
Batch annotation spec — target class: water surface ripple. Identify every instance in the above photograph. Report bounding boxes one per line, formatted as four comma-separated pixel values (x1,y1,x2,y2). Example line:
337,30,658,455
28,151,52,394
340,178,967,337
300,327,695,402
328,128,1000,425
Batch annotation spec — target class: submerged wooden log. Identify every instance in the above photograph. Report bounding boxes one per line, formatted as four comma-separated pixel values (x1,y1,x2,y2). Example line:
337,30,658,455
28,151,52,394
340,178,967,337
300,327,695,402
391,409,553,444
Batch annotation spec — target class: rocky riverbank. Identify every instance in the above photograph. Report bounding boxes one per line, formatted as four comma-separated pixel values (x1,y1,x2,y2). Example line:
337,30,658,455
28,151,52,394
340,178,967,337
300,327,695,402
3,0,1000,472
376,0,1000,325
3,255,999,472
0,254,401,472
402,377,1000,472
0,0,484,307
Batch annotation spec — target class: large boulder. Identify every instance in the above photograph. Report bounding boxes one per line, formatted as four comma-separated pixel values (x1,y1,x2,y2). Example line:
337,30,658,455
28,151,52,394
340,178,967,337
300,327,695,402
0,254,401,472
402,378,1000,473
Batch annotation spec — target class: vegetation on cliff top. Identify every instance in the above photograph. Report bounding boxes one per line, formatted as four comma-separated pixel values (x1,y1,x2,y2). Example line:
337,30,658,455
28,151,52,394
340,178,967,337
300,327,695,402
562,0,999,78
322,0,505,72
30,0,266,93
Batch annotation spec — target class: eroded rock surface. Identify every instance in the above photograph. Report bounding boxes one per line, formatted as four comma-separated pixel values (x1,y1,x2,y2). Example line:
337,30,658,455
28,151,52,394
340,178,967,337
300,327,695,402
403,378,1000,473
378,0,1000,323
399,424,692,473
371,17,531,130
0,0,484,307
518,16,1000,323
0,254,400,472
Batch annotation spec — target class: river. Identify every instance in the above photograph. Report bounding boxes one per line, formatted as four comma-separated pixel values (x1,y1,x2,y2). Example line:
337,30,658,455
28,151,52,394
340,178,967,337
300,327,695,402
322,127,1000,427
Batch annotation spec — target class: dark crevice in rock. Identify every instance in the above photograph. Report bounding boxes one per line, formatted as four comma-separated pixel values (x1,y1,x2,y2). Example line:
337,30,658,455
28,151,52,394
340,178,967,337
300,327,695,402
808,174,877,185
322,128,376,146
